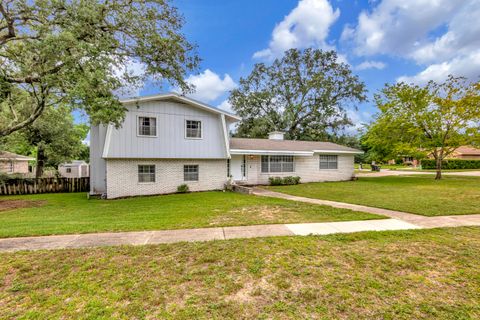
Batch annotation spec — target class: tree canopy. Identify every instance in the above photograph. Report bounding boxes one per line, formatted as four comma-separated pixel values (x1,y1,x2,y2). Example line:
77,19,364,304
363,76,480,179
1,105,89,177
229,48,367,140
0,0,199,137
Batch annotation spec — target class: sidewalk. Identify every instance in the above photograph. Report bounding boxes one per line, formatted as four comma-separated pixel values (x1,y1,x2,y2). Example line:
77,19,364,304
1,188,479,252
0,218,419,252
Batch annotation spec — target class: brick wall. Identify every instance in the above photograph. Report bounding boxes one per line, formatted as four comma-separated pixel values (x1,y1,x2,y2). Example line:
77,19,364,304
106,159,228,198
245,154,355,184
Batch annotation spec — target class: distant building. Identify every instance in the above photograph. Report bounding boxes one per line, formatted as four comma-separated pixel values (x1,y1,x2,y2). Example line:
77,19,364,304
449,146,480,160
388,145,480,166
58,160,89,178
0,151,35,174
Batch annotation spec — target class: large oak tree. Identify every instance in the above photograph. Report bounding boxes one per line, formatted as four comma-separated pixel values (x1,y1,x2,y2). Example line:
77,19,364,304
229,48,367,140
0,0,199,137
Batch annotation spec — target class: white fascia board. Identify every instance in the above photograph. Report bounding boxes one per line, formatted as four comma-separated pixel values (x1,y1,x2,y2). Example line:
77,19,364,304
230,149,314,156
313,149,364,154
220,114,230,158
102,124,113,158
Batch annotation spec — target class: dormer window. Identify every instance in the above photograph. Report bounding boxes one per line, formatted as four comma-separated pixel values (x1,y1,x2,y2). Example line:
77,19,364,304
185,120,202,139
138,116,157,136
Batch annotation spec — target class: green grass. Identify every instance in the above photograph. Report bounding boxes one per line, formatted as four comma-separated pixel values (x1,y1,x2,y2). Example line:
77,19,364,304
1,227,479,319
0,191,383,238
266,175,480,216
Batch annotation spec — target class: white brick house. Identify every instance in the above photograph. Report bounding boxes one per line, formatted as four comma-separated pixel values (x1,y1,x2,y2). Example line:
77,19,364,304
90,93,362,198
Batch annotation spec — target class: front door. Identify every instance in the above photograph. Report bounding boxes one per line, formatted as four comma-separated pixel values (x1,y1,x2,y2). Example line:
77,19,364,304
231,155,246,181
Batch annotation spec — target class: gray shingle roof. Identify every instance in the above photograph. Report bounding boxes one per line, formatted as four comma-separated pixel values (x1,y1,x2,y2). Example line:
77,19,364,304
229,138,362,153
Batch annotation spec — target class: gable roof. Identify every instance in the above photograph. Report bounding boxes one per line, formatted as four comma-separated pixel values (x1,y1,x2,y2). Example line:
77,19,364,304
454,145,480,156
229,138,363,155
0,151,35,161
119,92,241,122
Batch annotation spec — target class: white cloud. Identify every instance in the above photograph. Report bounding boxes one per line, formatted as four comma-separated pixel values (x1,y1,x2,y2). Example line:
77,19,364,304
184,69,237,102
355,60,386,71
344,0,480,83
397,50,480,84
344,0,458,57
253,0,340,60
345,108,372,134
217,99,233,113
112,58,147,98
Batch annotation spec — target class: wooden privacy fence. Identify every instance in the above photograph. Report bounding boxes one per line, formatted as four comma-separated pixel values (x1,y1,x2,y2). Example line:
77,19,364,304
0,177,90,195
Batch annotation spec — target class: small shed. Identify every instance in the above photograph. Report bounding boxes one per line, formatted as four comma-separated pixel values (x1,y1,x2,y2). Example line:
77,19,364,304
58,160,90,178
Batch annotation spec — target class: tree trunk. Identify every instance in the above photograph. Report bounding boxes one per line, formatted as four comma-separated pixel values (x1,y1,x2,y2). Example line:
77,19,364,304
36,145,45,178
435,157,442,180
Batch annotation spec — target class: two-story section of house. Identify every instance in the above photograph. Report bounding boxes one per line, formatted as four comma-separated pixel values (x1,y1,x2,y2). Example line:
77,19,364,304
90,93,240,198
90,92,363,199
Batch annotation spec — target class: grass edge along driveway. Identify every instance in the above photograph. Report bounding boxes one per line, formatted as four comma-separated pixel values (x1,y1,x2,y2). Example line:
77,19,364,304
0,191,384,238
266,175,480,216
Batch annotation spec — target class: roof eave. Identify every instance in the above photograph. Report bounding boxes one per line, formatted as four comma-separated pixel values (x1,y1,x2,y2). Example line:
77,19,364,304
313,149,364,154
230,149,314,156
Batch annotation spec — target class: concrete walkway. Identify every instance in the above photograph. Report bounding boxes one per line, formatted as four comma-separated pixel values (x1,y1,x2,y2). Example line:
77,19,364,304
252,188,480,229
0,219,419,253
1,187,479,252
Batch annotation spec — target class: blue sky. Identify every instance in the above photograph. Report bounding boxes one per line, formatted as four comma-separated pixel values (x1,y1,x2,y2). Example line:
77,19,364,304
132,0,480,132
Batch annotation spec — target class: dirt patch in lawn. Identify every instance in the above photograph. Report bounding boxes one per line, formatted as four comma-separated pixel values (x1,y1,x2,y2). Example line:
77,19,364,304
0,200,47,212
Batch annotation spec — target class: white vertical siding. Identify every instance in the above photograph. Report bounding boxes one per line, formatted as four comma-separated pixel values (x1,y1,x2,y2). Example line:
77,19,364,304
104,100,228,159
90,125,107,194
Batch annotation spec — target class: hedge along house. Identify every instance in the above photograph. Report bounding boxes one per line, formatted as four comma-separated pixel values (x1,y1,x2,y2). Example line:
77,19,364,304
229,132,362,185
90,93,362,199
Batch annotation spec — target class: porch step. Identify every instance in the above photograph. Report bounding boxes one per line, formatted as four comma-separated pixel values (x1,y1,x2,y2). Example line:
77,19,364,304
231,184,253,195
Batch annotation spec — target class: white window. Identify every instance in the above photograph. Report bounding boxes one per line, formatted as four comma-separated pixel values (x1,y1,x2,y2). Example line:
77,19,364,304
66,168,72,173
138,165,155,183
8,162,14,173
138,117,157,136
319,155,338,169
184,165,199,181
185,120,202,139
261,155,294,173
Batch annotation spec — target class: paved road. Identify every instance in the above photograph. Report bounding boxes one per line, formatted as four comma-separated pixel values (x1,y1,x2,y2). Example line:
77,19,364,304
356,169,480,177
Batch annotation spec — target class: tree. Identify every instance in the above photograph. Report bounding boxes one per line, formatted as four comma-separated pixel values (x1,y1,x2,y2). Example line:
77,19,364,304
1,106,89,177
229,48,367,140
364,76,480,179
0,0,199,137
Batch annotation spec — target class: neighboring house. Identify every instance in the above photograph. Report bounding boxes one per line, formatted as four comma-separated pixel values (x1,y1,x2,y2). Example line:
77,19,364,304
90,93,362,199
448,146,480,160
388,145,480,166
0,151,34,174
58,160,90,178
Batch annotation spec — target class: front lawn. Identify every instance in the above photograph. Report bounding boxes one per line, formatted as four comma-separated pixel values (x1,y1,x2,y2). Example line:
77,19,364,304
1,227,479,319
0,192,383,238
266,175,480,216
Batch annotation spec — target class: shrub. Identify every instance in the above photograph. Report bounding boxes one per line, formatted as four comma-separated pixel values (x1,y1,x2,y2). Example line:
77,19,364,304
176,184,190,193
421,159,480,170
268,176,301,186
